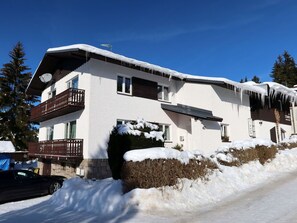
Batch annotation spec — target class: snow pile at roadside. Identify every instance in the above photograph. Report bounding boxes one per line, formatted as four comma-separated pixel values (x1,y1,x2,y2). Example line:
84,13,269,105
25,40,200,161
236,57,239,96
124,147,196,164
49,141,297,218
217,138,275,151
50,178,133,220
128,148,297,211
214,138,275,162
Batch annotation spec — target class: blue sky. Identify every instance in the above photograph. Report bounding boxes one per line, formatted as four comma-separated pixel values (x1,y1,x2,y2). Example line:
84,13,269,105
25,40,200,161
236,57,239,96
1,0,297,82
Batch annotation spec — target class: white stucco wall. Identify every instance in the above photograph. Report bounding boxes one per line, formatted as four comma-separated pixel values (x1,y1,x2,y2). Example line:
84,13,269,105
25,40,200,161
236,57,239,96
38,62,92,159
253,120,292,142
174,82,252,153
85,59,179,158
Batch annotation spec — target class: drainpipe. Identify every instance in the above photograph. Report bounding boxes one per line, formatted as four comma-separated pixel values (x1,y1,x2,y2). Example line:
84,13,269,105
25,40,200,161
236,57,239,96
292,102,296,134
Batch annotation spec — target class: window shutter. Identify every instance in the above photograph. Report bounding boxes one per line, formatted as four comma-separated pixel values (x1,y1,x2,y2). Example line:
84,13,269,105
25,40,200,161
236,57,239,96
132,77,158,100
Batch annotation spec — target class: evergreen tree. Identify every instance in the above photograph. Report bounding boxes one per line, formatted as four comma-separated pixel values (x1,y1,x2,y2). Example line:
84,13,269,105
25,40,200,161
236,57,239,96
270,51,297,88
240,76,248,83
0,42,38,150
240,76,261,83
251,75,260,83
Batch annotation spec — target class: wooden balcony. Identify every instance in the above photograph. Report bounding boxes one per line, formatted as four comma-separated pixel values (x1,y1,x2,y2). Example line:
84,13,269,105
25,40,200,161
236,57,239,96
30,88,85,122
28,139,83,160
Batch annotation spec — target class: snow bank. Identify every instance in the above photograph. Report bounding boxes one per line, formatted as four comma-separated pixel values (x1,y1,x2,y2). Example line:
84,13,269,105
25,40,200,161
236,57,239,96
49,147,297,218
0,141,15,152
127,148,297,211
47,137,297,220
50,178,132,220
124,147,196,164
216,138,275,152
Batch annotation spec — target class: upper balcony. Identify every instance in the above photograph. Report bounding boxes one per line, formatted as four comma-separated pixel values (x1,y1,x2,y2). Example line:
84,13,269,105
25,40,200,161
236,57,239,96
30,88,85,122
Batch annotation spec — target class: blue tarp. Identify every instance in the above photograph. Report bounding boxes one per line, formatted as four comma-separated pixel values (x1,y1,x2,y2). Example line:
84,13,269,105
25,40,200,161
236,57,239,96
0,154,11,170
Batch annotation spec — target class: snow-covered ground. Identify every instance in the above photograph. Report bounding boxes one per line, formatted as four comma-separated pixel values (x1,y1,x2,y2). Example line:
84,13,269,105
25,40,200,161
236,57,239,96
1,141,297,222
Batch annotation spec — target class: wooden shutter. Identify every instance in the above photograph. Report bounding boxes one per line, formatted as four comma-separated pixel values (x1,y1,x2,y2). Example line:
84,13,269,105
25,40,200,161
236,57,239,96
132,77,158,100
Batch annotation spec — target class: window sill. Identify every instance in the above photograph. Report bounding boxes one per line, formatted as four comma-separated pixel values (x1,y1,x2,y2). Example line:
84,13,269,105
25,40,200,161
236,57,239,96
164,140,172,143
158,99,171,103
117,92,132,96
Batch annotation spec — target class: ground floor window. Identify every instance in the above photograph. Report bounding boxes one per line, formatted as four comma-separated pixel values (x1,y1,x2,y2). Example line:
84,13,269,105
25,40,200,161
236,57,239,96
116,119,133,126
159,124,171,141
281,128,286,141
221,124,229,142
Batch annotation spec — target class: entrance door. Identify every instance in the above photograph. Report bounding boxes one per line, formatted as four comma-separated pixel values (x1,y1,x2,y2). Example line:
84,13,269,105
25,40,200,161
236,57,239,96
270,127,277,143
43,159,51,176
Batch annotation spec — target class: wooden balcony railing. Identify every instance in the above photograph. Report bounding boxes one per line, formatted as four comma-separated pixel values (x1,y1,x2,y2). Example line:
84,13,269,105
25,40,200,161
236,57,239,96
30,88,85,122
28,139,83,160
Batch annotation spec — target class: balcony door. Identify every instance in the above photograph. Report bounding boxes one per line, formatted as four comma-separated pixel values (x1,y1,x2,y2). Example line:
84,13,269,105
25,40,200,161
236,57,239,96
67,76,78,89
65,121,77,139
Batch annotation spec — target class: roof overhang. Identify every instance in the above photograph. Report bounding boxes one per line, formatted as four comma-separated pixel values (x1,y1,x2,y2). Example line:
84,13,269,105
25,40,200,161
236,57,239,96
26,49,87,96
161,103,223,122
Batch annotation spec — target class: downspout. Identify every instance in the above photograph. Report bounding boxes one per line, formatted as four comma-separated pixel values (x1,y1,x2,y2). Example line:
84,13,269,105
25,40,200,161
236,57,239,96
274,108,280,143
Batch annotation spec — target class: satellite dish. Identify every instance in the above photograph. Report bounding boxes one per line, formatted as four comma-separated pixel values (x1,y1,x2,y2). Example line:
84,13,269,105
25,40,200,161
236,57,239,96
39,73,52,83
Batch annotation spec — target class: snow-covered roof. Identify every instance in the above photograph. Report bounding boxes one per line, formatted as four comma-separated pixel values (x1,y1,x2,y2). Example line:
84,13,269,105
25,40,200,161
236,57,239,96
47,44,266,96
26,43,297,101
0,141,15,153
48,44,188,80
243,81,297,103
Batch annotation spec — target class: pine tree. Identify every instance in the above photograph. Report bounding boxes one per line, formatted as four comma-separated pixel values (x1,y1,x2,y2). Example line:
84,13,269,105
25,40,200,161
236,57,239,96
240,76,248,83
270,51,297,88
0,42,38,150
251,75,260,83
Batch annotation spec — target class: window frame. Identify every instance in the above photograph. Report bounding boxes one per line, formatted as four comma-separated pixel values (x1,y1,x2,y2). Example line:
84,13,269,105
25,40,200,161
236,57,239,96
48,89,56,99
117,75,132,95
67,76,79,89
116,119,133,126
220,123,230,142
159,124,171,142
157,84,170,102
65,120,77,139
46,126,54,141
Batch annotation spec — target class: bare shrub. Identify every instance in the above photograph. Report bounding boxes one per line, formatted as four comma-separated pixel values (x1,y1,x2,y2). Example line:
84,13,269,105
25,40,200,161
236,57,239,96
217,145,278,167
121,158,218,192
255,145,278,164
278,142,297,150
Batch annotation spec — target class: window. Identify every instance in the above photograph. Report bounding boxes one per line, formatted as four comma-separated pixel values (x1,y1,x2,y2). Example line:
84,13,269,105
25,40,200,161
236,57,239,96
281,128,286,141
67,76,79,89
221,124,229,142
158,85,169,101
48,89,56,99
116,119,130,126
117,76,131,94
65,121,77,139
159,124,171,141
46,126,54,141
